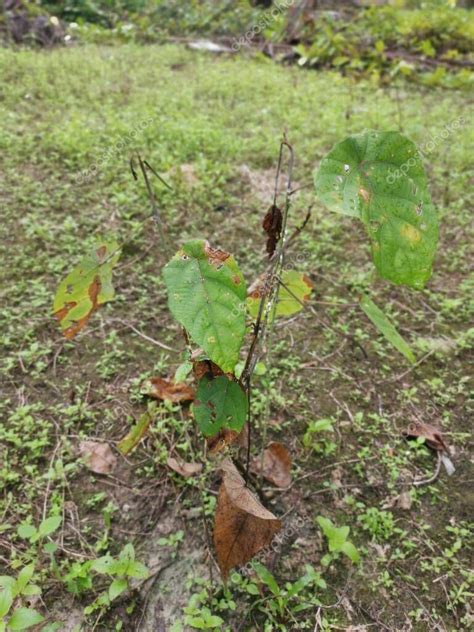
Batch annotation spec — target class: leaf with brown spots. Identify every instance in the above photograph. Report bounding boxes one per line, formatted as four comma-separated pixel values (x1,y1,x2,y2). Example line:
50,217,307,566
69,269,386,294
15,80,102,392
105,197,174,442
167,457,203,478
252,442,292,488
214,459,281,580
79,441,117,475
403,421,448,452
314,130,438,289
53,239,120,338
262,204,283,256
142,377,195,403
163,240,247,373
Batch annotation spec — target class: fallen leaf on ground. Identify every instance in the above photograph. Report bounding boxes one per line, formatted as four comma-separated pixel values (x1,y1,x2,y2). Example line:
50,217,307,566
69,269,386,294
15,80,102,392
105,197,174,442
252,442,292,488
167,457,203,478
79,441,117,475
117,408,156,455
396,491,413,510
214,459,281,579
402,421,448,452
142,377,195,403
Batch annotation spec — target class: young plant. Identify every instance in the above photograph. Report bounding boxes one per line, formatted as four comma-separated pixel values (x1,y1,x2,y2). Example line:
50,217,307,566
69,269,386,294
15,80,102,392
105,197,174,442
316,516,360,565
0,565,43,632
53,130,439,579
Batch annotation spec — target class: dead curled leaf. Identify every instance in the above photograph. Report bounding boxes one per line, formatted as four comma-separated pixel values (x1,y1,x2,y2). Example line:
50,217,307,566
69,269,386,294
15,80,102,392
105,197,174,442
79,441,117,475
214,459,281,579
262,204,283,257
252,442,292,488
403,421,448,452
143,377,195,403
167,457,203,478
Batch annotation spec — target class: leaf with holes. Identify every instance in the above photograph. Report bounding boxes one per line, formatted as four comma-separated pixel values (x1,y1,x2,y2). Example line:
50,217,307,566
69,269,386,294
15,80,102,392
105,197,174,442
314,131,438,288
163,240,246,372
214,459,281,580
53,239,120,338
193,376,247,438
247,270,313,319
360,295,416,364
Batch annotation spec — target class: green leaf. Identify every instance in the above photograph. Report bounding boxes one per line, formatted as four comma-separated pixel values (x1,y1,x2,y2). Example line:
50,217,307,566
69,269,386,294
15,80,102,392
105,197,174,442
8,607,44,631
16,525,36,540
174,361,193,383
314,131,438,288
340,541,360,564
0,588,13,619
252,563,280,596
38,516,62,537
90,555,114,575
53,239,120,339
163,240,246,372
117,408,156,456
247,270,313,319
126,561,149,579
15,565,34,594
360,295,416,363
109,578,128,601
193,376,247,437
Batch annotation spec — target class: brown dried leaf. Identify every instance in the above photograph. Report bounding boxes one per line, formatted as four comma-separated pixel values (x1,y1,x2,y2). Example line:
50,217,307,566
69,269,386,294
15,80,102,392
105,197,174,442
252,442,292,488
193,359,225,381
143,377,195,403
207,429,240,454
203,241,230,266
167,457,203,478
214,459,281,579
79,441,117,475
403,421,448,452
262,204,283,256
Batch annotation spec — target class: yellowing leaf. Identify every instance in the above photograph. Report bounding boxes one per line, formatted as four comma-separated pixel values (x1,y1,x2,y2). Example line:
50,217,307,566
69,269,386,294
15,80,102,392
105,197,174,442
53,239,120,338
247,270,313,319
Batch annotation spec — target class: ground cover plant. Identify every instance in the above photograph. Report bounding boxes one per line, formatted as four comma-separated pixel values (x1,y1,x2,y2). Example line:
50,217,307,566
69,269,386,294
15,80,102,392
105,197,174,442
0,38,473,631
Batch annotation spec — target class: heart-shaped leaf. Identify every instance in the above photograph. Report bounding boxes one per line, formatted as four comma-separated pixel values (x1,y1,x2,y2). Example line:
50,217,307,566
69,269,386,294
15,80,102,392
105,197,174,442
163,240,246,372
193,376,247,437
214,459,281,580
315,131,438,288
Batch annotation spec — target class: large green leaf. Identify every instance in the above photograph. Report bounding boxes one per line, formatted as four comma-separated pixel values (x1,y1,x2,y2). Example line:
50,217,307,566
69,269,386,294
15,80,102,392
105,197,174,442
247,270,313,319
360,295,416,364
53,239,120,338
163,240,246,373
193,376,247,437
314,131,438,289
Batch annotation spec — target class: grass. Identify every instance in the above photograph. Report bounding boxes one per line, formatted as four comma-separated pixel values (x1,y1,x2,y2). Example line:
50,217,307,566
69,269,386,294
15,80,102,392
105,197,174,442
0,43,473,630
